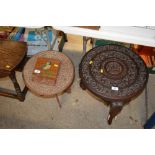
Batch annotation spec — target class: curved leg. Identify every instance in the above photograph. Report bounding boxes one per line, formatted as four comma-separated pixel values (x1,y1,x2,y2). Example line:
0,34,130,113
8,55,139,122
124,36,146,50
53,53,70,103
107,102,123,125
80,80,86,90
58,31,68,52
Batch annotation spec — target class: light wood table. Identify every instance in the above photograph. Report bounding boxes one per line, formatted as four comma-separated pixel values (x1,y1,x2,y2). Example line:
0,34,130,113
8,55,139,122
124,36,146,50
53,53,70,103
23,50,74,107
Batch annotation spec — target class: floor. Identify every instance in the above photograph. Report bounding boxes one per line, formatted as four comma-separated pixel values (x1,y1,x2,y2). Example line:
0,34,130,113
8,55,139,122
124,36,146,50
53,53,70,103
0,34,155,129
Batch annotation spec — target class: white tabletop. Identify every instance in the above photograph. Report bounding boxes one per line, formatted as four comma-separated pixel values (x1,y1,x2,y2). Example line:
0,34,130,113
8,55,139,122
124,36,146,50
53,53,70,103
53,26,155,47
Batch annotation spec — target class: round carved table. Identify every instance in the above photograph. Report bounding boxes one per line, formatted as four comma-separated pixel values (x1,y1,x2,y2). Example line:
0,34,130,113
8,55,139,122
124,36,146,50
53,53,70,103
79,45,149,124
23,50,74,108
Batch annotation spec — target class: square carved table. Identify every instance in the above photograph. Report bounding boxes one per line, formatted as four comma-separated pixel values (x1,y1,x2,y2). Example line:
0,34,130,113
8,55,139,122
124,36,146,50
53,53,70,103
79,45,149,124
23,50,74,107
0,40,28,101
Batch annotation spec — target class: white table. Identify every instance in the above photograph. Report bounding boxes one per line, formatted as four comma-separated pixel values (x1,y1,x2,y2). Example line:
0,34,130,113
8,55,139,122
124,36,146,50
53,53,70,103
53,26,155,52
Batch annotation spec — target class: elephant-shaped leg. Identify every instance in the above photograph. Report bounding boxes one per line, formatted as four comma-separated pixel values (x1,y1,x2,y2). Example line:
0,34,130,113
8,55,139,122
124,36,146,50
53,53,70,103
108,102,123,125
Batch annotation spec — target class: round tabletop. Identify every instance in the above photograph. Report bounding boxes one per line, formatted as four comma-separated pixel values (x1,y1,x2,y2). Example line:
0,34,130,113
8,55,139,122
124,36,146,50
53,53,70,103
23,51,74,97
79,45,149,102
0,40,27,78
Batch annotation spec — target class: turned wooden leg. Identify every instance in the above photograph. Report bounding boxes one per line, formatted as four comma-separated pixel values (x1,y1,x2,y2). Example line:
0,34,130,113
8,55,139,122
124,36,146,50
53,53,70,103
56,94,62,108
80,80,86,90
107,102,123,125
9,71,25,101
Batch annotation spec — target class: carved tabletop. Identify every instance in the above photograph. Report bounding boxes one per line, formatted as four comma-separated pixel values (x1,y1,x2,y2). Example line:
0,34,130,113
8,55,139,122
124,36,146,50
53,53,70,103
23,51,74,107
79,45,149,124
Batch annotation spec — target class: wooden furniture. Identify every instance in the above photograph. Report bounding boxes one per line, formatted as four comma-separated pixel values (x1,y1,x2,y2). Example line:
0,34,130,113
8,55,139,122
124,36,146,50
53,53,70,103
0,31,8,39
0,40,28,101
0,26,14,40
23,50,74,107
79,45,149,124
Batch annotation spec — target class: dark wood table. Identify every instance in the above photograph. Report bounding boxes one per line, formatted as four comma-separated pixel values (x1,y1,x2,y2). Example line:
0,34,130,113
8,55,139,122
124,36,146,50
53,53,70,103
79,45,149,124
0,40,28,101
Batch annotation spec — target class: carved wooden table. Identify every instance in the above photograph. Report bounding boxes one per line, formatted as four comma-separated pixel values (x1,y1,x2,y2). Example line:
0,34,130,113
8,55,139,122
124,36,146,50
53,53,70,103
0,40,28,101
79,45,149,124
23,50,74,108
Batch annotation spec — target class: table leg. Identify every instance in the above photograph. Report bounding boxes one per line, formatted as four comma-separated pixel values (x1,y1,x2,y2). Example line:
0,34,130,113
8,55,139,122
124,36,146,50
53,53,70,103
9,71,27,101
65,87,71,94
107,102,123,125
91,38,96,48
56,94,62,108
83,36,87,53
80,80,86,90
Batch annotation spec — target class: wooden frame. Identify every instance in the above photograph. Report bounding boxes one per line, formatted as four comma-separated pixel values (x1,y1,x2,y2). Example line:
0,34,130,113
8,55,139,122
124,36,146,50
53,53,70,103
0,70,28,101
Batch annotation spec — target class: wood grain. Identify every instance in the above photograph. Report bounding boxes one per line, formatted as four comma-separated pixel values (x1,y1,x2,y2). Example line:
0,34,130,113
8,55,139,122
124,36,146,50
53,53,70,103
0,40,27,76
76,26,100,30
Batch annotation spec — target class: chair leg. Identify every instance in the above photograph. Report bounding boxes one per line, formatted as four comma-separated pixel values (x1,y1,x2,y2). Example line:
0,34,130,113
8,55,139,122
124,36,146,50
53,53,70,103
45,27,52,50
58,31,68,52
62,31,68,42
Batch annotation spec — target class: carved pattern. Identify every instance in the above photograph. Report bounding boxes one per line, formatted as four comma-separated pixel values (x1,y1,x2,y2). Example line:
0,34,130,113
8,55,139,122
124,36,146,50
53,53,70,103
79,45,148,101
